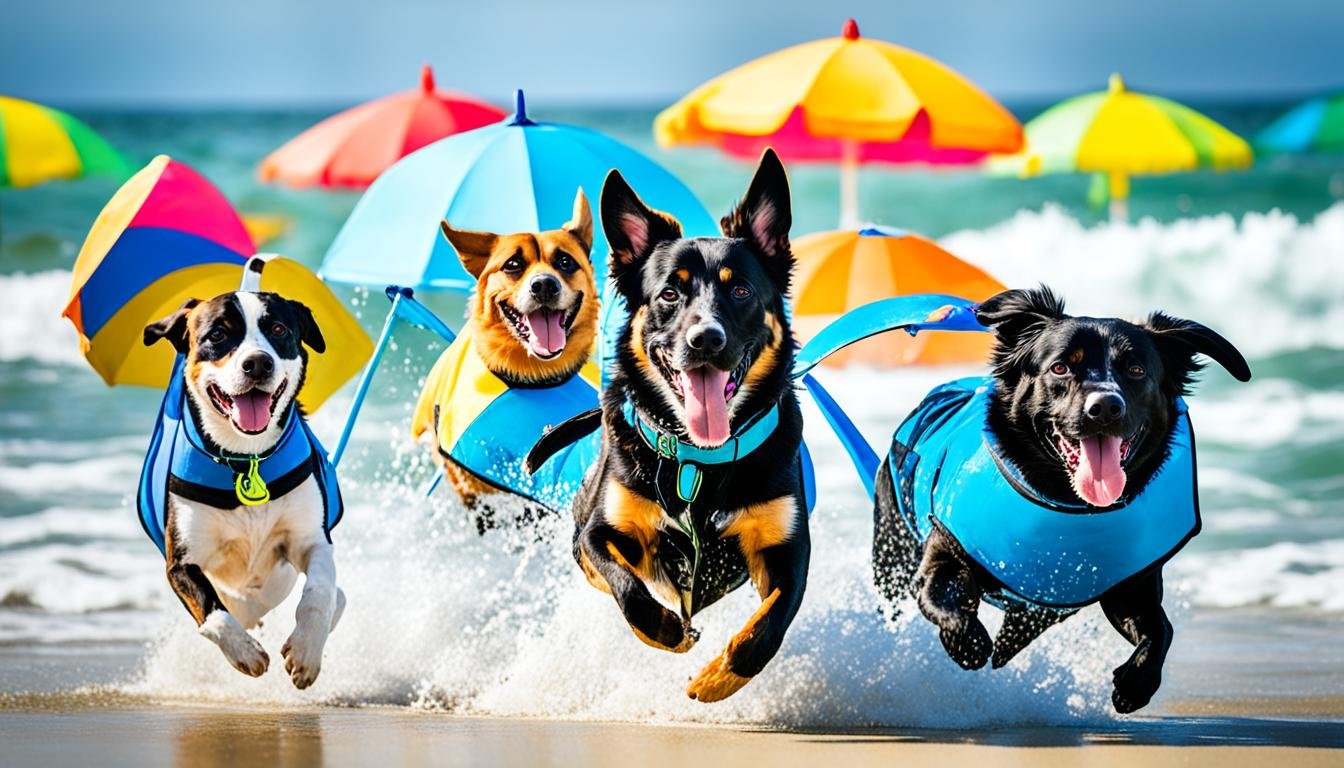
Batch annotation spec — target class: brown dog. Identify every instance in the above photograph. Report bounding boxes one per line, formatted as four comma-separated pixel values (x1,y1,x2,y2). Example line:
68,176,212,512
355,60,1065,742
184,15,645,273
412,189,600,516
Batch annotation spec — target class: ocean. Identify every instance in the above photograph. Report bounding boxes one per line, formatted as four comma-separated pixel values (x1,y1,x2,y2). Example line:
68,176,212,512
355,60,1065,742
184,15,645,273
0,103,1341,727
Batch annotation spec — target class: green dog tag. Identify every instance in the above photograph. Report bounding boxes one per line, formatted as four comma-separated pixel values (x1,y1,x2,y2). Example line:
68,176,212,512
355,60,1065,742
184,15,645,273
235,457,270,506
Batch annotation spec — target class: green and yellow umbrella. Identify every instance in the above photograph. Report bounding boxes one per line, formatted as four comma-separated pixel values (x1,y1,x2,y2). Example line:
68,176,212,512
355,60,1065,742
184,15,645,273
0,95,128,188
991,74,1252,219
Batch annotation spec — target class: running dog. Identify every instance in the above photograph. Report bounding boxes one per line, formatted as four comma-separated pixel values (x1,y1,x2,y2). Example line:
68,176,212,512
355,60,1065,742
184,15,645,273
871,286,1251,712
531,150,809,703
142,291,344,688
411,189,599,525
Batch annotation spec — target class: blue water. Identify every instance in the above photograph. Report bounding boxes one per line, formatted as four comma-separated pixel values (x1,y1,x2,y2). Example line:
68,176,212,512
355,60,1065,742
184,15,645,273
0,104,1341,726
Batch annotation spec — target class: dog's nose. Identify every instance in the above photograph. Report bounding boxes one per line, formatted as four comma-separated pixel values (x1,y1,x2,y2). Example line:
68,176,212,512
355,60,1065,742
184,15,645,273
530,274,561,303
686,322,726,353
240,352,274,378
1084,391,1126,424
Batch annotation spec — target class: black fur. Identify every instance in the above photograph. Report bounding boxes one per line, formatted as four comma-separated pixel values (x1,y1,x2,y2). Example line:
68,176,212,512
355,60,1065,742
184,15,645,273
567,149,810,699
873,286,1250,713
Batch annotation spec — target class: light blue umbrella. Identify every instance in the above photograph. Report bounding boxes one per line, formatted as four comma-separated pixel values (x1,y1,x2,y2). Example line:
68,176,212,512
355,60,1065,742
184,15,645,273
320,90,717,290
1256,92,1344,154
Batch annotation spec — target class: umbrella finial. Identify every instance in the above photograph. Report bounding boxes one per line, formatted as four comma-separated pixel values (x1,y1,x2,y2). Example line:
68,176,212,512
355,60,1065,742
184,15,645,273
1108,72,1125,94
842,18,860,40
511,89,535,126
420,64,435,93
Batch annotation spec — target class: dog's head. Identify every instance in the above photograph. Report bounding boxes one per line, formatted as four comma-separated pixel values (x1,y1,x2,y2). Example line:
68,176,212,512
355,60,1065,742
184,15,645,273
977,286,1251,508
144,292,324,455
442,188,597,385
603,148,794,448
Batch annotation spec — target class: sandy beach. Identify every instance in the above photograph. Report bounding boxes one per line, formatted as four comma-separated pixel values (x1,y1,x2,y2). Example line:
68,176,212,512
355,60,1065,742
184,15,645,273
3,694,1341,768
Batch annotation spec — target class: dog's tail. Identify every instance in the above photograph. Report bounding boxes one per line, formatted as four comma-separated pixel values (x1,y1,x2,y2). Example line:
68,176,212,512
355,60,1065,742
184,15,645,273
526,407,602,475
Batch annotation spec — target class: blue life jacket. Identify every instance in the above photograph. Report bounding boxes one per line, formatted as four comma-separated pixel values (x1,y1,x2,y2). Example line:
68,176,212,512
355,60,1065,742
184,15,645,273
138,355,343,556
412,332,602,511
889,376,1200,609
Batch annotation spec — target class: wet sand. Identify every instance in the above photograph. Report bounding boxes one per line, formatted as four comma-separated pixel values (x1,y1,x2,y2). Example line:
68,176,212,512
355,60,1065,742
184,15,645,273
2,691,1341,768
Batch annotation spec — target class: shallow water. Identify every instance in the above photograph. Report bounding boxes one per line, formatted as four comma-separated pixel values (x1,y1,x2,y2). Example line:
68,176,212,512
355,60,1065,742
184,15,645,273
0,105,1341,727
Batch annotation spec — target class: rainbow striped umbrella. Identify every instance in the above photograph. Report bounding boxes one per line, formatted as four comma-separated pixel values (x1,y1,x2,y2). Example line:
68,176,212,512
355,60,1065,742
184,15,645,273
0,95,128,188
1257,92,1344,154
990,74,1252,219
62,155,370,411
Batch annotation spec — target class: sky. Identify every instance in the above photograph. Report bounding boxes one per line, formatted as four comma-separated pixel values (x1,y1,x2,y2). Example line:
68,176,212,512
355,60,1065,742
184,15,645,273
4,0,1342,108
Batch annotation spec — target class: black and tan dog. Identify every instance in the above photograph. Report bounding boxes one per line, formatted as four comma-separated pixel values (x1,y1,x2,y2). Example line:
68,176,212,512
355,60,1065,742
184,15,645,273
142,291,344,688
412,189,599,520
872,286,1251,712
531,150,809,703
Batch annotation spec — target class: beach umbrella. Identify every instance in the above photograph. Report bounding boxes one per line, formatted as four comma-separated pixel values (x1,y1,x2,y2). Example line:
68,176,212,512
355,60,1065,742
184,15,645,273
62,155,371,412
1256,92,1344,154
792,226,1004,367
990,74,1253,220
0,95,127,188
258,64,507,189
320,89,717,291
655,19,1023,226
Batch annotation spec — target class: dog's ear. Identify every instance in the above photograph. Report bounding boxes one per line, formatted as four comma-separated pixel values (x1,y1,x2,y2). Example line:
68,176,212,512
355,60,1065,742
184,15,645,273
440,221,498,280
975,286,1067,347
143,299,199,353
563,187,594,255
601,169,682,295
286,299,326,354
1143,312,1251,393
721,148,792,284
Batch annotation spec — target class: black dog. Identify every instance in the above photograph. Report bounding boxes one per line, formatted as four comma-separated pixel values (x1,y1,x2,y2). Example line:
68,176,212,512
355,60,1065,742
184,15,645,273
530,149,808,703
872,286,1250,713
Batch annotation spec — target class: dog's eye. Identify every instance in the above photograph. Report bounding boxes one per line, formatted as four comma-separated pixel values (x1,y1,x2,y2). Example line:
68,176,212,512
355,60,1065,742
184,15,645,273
207,329,226,344
553,253,578,274
659,287,679,303
269,322,287,337
503,255,525,274
1127,364,1146,379
1049,362,1070,376
731,284,752,301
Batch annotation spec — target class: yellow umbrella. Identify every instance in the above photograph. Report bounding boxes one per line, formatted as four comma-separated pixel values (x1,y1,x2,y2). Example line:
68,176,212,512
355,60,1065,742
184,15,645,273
656,19,1022,225
990,74,1253,220
0,95,128,188
793,226,1005,367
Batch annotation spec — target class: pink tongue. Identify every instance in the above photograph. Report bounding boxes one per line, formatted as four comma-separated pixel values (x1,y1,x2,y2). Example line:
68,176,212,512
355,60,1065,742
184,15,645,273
231,390,274,433
524,309,567,358
678,367,731,447
1074,434,1126,507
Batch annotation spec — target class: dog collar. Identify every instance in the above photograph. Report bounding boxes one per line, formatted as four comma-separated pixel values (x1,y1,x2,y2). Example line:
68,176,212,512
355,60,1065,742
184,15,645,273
180,395,301,506
620,397,780,504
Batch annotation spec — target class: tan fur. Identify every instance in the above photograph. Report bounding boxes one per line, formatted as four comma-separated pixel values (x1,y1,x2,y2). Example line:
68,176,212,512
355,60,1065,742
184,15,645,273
718,267,733,282
603,482,684,610
723,495,797,597
1069,348,1085,364
742,311,783,392
686,588,781,702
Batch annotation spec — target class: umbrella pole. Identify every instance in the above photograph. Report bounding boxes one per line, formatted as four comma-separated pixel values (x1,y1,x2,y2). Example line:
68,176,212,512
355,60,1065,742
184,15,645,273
328,292,404,468
1108,171,1130,222
840,139,860,228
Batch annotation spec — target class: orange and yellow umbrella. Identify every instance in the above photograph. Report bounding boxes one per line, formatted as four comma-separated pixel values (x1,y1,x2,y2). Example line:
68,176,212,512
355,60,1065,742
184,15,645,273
0,95,127,188
656,19,1022,225
792,226,1005,367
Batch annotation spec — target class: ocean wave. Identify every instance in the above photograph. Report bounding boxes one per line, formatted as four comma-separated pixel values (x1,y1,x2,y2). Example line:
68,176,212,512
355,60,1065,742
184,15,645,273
943,203,1344,357
1172,539,1344,612
0,270,83,365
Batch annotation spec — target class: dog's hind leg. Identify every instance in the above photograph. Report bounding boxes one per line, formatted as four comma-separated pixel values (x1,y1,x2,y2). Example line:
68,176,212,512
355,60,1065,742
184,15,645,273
1100,569,1173,714
282,538,338,690
991,603,1067,668
914,525,992,670
687,495,810,703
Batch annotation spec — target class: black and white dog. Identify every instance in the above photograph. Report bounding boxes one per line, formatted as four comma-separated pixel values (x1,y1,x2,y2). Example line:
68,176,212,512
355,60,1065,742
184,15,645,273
143,291,344,688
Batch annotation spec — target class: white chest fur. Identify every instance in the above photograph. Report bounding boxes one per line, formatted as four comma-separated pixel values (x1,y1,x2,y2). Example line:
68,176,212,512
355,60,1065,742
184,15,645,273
170,476,327,602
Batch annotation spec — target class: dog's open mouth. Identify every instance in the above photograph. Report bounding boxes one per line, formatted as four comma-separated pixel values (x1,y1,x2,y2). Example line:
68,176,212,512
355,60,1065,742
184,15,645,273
499,294,583,361
655,348,751,447
1052,423,1136,507
208,379,287,436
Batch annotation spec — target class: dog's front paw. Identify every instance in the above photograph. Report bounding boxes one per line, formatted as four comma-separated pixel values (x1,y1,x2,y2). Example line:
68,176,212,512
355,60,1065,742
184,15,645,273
201,611,269,677
687,653,752,703
939,620,992,670
1111,640,1162,713
281,629,327,690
